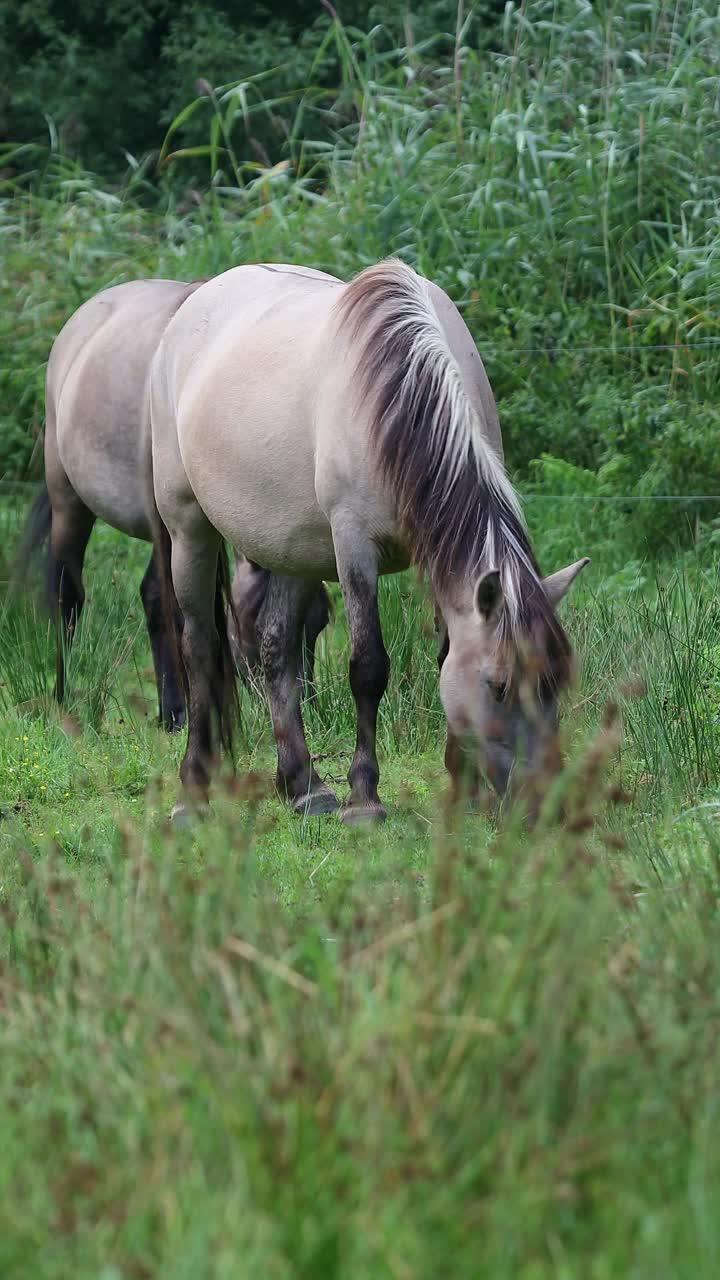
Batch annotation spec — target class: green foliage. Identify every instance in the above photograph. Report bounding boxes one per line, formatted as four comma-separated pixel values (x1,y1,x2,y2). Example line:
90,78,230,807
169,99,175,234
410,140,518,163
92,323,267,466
1,0,498,175
2,0,720,555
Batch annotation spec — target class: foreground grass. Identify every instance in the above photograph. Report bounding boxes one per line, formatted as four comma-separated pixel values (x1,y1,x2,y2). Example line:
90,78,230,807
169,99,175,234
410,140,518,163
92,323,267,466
2,504,720,1275
5,783,720,1279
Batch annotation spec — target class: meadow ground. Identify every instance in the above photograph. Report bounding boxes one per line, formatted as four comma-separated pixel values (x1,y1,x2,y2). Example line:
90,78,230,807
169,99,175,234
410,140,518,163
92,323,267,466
2,494,720,1278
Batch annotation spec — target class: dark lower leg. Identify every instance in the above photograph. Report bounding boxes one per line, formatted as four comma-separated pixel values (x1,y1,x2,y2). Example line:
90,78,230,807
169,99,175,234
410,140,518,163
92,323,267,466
170,528,228,809
345,592,389,814
140,553,185,730
178,616,219,804
331,526,389,819
258,576,336,811
52,564,84,705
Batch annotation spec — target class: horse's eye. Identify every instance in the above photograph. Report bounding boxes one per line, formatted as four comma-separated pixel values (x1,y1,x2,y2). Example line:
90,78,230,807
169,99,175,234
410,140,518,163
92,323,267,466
488,680,507,703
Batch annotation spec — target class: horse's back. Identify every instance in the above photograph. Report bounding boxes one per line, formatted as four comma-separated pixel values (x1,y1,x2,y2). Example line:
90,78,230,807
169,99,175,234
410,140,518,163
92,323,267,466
152,265,345,575
47,279,203,539
150,262,503,579
156,264,342,381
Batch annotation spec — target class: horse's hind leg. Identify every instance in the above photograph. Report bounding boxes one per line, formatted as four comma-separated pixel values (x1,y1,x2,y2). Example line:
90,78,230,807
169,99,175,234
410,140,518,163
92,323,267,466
140,551,185,732
330,519,389,823
230,561,330,699
167,519,229,810
301,584,331,695
48,497,96,705
228,557,270,683
257,574,338,816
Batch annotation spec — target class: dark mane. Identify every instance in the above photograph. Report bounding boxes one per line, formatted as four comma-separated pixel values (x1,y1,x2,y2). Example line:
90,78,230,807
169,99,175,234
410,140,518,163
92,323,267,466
337,259,572,687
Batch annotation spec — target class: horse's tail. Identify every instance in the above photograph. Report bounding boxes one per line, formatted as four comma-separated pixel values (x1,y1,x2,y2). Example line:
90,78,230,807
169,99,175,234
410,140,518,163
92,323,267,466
150,507,239,759
16,482,53,606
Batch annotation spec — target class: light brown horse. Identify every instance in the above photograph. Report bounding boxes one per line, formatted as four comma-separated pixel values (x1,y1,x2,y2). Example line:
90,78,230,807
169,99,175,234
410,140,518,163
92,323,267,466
149,260,588,822
24,278,329,727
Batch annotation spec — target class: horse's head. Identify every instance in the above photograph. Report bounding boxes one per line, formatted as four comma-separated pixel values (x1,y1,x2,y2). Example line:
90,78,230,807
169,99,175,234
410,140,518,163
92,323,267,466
439,558,589,805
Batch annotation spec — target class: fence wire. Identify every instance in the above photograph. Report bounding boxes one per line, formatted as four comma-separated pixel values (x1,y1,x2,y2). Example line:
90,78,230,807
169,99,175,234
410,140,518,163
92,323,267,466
2,481,719,505
480,339,720,357
2,332,720,506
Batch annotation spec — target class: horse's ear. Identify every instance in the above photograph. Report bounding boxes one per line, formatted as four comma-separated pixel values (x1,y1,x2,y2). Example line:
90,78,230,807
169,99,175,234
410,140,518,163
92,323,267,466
474,569,503,621
542,557,590,605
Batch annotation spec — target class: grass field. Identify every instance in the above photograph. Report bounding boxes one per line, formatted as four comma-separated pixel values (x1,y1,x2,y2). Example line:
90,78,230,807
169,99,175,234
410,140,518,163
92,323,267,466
2,493,720,1278
3,0,720,1272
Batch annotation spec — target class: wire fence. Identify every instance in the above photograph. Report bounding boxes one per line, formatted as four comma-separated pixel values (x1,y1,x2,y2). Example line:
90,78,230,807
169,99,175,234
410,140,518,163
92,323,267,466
522,495,720,503
477,338,720,357
2,480,719,507
1,333,719,503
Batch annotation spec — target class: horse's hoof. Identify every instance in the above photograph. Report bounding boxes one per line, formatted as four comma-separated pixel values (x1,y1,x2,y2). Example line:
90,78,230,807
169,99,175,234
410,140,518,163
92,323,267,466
170,801,209,826
160,709,186,733
292,785,339,817
340,803,387,826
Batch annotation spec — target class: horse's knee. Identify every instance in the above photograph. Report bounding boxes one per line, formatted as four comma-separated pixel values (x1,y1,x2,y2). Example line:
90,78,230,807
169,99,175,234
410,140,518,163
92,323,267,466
260,624,287,684
179,617,215,682
51,561,84,625
140,562,160,613
349,640,389,704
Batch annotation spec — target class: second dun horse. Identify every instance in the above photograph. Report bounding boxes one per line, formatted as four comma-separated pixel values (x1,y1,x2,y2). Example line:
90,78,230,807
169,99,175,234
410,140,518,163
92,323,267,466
148,260,588,822
25,278,330,730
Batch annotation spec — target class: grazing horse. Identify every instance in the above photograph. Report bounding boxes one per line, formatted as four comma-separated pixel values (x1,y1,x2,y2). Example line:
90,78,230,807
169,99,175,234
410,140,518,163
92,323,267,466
149,260,588,822
24,277,329,727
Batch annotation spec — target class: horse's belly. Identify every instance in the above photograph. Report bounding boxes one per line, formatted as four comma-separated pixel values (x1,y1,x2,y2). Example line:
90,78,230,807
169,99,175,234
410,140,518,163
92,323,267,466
57,413,151,540
173,345,339,575
184,451,338,578
226,509,338,579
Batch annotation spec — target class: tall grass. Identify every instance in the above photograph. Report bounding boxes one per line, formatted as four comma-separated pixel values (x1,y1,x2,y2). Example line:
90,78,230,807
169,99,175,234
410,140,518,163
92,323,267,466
3,486,719,815
2,704,720,1277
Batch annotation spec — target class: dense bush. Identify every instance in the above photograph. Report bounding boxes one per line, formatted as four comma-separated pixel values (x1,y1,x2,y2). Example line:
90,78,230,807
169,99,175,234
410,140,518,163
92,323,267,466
0,1,504,176
2,0,720,550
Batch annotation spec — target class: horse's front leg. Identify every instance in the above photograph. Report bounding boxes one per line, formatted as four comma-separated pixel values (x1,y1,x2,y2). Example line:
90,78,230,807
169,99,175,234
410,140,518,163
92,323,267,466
331,521,389,823
257,574,339,816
